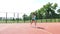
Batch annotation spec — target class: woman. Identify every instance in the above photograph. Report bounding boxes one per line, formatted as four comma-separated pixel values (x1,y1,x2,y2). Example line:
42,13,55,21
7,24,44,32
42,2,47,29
31,13,37,27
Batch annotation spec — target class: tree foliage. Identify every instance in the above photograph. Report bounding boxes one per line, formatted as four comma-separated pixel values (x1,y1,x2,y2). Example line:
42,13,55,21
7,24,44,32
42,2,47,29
30,2,58,19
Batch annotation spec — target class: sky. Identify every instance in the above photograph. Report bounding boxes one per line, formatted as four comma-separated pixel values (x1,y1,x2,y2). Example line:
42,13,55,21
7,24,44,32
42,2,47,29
0,0,60,18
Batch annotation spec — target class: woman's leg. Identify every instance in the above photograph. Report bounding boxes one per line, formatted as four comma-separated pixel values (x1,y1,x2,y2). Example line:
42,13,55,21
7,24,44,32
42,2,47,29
31,21,33,25
31,20,33,25
34,20,37,27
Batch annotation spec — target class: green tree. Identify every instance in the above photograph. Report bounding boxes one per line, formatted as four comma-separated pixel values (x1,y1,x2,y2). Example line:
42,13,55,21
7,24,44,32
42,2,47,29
57,9,60,18
30,2,58,19
22,14,30,21
37,2,57,19
57,9,60,14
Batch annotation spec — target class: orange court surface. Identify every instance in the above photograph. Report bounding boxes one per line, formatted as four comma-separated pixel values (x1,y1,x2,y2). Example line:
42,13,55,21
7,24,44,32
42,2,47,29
0,23,60,34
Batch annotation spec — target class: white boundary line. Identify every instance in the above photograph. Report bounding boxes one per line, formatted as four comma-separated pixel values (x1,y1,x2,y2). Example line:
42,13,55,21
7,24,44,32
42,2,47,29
38,29,53,34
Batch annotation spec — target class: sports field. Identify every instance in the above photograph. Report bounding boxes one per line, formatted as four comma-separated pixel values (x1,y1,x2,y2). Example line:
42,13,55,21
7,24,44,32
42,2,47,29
0,23,60,34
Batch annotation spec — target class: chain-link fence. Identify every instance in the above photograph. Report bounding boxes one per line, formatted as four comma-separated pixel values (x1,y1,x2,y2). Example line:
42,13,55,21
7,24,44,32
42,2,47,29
0,12,60,23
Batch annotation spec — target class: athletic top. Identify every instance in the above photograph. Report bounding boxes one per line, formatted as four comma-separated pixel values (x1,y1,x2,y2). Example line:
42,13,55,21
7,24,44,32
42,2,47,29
32,15,36,20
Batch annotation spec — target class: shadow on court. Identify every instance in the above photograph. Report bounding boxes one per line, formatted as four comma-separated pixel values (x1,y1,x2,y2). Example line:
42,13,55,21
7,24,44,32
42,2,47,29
32,26,45,29
36,27,45,29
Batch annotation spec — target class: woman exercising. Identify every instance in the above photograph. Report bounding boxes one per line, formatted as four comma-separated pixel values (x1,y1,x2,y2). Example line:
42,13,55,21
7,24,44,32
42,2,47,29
31,13,37,27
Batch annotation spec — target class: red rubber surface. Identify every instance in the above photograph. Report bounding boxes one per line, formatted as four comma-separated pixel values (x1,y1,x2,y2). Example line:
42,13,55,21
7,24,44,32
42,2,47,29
0,23,60,34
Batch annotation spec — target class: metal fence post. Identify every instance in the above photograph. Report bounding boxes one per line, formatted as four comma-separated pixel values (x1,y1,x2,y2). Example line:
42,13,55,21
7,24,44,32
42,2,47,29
13,12,15,23
55,18,56,22
17,13,19,23
41,18,42,23
50,15,52,22
6,12,7,23
46,17,47,22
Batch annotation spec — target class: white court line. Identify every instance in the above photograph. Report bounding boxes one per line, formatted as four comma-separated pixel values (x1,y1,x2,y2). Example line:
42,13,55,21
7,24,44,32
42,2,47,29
39,29,53,34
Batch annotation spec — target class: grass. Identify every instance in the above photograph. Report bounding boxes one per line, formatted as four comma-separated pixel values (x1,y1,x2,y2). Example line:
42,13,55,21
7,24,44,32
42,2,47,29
0,19,60,23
